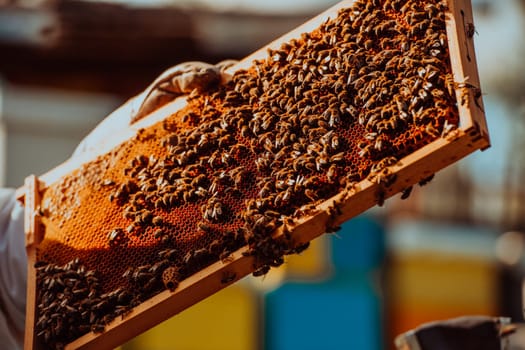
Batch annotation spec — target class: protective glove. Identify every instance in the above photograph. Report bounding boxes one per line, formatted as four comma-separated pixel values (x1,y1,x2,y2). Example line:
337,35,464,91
131,59,237,123
395,316,516,350
73,59,237,158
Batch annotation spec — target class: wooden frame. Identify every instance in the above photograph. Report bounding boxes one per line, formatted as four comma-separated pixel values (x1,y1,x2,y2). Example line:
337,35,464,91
19,0,489,349
23,175,44,350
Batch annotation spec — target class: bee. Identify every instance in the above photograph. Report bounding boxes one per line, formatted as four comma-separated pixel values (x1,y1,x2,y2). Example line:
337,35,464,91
107,228,126,247
230,166,248,187
330,152,345,163
418,174,435,187
190,173,207,187
182,251,194,266
373,167,398,187
153,228,166,240
240,125,251,138
252,265,270,277
207,239,222,255
158,248,178,261
101,179,115,187
441,120,458,139
182,189,196,203
193,248,209,261
230,143,249,158
275,179,288,191
304,189,318,202
198,221,213,232
315,153,329,171
218,134,234,148
290,241,311,257
282,188,293,202
163,134,180,147
91,324,105,333
377,155,399,169
255,156,271,172
364,39,374,50
203,198,226,222
375,187,386,207
269,257,285,268
160,193,178,209
297,70,305,83
93,299,109,312
220,271,237,284
465,22,477,38
130,154,149,168
326,164,339,184
37,329,52,343
224,90,240,103
194,186,209,198
352,75,367,91
425,123,440,138
418,88,429,101
443,73,456,97
400,186,413,200
149,259,170,274
220,250,234,262
136,210,153,225
460,82,483,111
152,216,164,226
72,287,88,297
131,270,153,286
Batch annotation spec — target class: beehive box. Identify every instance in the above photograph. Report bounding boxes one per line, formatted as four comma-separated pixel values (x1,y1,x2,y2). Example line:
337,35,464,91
20,0,489,349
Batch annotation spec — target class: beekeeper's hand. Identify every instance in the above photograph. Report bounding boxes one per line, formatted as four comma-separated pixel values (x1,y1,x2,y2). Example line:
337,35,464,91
73,59,237,158
395,315,516,350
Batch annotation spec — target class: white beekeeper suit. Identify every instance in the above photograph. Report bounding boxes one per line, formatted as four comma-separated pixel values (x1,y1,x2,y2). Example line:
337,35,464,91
0,188,26,350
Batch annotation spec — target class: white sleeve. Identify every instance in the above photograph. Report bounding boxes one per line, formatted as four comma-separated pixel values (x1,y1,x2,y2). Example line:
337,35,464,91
72,94,140,158
0,188,27,350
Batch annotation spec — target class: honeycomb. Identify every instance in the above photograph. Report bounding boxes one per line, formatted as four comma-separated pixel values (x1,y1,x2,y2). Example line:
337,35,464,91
34,0,460,348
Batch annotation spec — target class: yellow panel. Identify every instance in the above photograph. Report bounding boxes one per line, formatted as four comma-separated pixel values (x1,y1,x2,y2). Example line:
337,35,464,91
387,253,498,347
389,253,497,308
122,285,257,350
284,235,330,279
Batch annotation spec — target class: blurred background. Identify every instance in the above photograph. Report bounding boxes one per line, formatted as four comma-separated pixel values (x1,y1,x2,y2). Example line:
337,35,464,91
1,0,524,349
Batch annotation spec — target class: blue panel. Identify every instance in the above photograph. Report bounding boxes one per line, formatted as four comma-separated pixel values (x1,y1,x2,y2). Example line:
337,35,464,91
265,277,382,350
330,216,385,271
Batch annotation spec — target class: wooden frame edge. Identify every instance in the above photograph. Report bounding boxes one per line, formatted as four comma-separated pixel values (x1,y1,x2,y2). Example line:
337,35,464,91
24,175,43,350
446,0,489,148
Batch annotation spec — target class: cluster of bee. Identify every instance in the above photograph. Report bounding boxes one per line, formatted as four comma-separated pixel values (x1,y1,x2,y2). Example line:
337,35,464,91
35,0,461,347
35,258,134,350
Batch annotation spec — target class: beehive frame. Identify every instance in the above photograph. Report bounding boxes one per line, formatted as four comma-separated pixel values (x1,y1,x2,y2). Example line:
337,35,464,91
19,0,488,349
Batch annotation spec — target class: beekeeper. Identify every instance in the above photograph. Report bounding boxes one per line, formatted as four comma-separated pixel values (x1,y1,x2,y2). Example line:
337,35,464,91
0,60,235,349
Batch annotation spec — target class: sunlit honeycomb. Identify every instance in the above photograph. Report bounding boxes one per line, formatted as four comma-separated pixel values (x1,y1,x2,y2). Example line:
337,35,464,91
34,0,460,348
